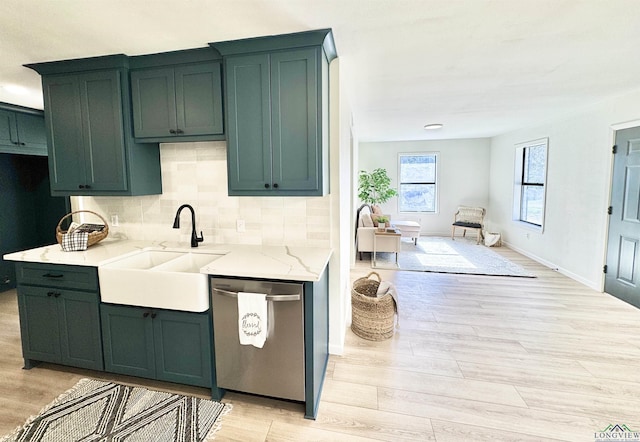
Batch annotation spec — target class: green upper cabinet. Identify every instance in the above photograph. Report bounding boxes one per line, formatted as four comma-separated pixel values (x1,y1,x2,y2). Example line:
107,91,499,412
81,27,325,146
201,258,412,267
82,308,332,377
129,48,224,143
25,55,162,196
211,29,337,196
0,103,47,156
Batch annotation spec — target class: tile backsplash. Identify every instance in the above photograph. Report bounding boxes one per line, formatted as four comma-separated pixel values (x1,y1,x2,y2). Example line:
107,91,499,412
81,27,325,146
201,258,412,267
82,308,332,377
74,141,331,248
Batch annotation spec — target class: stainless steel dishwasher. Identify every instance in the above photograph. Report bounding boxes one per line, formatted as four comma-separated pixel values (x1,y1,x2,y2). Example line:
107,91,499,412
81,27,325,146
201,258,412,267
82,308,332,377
210,278,305,401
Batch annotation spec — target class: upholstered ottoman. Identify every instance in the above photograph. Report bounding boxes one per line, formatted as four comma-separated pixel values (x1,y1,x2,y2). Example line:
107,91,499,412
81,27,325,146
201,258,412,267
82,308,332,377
392,220,421,245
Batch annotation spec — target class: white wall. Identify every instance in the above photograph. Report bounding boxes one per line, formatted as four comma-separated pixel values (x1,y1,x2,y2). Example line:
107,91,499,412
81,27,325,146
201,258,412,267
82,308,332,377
488,88,640,290
358,139,491,235
328,59,352,355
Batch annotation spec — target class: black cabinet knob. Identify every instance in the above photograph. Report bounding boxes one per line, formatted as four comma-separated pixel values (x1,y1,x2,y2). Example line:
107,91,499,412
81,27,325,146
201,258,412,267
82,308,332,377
151,313,157,319
176,129,184,134
78,184,92,189
169,129,177,134
264,183,270,189
273,183,279,189
143,312,149,318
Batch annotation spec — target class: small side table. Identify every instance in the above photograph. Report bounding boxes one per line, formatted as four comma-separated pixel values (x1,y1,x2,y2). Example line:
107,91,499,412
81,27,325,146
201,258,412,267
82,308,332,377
373,228,401,267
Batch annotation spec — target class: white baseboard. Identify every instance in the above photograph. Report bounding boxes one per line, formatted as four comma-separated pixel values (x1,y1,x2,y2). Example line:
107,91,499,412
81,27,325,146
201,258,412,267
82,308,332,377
503,240,601,291
328,343,344,355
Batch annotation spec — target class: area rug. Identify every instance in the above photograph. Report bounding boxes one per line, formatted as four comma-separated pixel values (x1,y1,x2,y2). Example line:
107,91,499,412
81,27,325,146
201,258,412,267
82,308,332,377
373,236,535,277
1,379,231,442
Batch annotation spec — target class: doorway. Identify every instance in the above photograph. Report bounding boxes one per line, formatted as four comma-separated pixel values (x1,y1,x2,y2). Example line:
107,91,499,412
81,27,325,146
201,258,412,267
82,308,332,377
605,125,640,308
0,154,69,292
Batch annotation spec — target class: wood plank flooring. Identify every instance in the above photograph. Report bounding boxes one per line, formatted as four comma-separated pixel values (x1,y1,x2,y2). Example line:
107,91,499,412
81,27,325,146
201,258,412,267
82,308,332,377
1,244,639,441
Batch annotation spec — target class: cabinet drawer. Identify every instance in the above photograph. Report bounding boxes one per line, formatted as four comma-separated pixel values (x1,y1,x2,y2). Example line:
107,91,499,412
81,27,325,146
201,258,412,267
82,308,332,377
16,262,98,291
19,285,100,304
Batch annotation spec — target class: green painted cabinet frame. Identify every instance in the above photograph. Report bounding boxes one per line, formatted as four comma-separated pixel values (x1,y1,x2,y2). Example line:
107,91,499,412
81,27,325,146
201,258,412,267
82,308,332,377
101,304,212,388
15,262,104,371
25,55,162,196
211,29,336,196
0,103,47,156
130,61,224,141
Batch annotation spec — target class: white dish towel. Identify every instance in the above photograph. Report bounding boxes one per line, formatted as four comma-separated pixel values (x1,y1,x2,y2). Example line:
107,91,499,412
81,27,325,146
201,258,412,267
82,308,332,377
237,292,268,348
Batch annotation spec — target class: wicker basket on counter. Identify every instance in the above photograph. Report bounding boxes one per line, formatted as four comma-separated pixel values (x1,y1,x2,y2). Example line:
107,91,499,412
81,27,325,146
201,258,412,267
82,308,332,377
56,210,109,248
351,271,397,341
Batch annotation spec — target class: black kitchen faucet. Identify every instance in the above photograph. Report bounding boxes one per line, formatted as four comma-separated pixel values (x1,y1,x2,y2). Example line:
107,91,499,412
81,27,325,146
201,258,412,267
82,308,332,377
172,204,204,247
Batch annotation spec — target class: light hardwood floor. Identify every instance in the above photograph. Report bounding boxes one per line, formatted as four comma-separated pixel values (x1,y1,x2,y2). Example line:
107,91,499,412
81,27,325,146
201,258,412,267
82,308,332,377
1,244,640,441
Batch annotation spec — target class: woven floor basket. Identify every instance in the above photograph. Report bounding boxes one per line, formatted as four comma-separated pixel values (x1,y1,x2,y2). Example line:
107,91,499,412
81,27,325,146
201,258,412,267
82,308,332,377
56,210,109,248
351,272,397,341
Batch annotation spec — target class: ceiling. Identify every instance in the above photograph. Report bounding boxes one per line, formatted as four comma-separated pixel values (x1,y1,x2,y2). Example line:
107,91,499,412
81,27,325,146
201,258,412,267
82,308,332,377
2,0,640,142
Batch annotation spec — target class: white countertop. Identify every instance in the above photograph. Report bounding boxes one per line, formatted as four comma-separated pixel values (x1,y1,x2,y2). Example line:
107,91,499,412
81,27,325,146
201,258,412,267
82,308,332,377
3,239,332,282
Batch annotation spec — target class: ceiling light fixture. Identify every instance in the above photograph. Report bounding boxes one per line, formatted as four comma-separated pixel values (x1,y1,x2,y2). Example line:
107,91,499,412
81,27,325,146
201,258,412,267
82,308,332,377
423,123,444,130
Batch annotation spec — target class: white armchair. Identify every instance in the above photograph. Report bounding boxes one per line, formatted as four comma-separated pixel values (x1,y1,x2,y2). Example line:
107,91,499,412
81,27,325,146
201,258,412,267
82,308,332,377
355,205,399,260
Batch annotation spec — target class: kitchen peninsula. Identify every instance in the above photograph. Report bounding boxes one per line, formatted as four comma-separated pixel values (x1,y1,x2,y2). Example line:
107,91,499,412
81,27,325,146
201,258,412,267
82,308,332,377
3,239,331,419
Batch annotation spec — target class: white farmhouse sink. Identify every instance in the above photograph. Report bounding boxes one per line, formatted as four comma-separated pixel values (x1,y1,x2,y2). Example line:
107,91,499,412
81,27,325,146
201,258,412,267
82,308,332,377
99,249,225,312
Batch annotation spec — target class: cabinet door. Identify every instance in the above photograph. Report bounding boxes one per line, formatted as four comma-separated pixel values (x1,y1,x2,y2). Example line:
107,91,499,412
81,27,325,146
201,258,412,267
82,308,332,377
153,310,212,387
15,113,47,152
79,70,128,192
101,304,155,379
17,286,61,364
270,48,320,193
58,290,103,370
175,62,223,136
0,109,17,147
43,74,86,191
225,54,273,193
130,67,177,138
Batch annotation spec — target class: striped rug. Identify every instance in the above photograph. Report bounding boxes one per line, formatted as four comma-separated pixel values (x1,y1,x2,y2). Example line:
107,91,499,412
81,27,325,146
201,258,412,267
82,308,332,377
1,379,231,442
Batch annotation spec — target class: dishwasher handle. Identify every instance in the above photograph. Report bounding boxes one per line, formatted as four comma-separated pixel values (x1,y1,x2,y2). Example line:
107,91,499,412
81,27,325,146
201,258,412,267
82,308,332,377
212,287,300,302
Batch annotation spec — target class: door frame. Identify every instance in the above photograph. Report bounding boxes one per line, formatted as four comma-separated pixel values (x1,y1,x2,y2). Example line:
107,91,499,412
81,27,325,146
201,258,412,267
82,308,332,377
602,119,640,292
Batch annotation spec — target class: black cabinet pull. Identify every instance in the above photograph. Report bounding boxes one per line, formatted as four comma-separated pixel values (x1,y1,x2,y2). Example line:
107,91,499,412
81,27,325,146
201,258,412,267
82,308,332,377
264,183,270,189
43,273,64,278
20,142,26,146
151,313,157,319
273,183,279,189
176,129,184,134
47,291,61,297
47,291,54,297
169,129,176,134
143,311,149,318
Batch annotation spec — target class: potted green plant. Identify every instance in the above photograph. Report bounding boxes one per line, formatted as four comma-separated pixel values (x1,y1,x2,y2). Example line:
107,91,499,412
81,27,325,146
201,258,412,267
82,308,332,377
358,168,398,207
375,215,390,230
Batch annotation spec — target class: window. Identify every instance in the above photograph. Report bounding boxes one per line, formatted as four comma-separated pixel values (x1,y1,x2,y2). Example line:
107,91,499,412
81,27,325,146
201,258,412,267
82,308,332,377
514,138,548,229
398,154,437,212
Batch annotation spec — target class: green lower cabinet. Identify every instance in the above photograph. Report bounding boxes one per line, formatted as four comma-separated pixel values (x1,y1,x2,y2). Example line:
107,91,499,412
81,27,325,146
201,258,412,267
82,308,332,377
101,304,212,388
153,309,212,387
101,304,156,379
17,286,103,370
